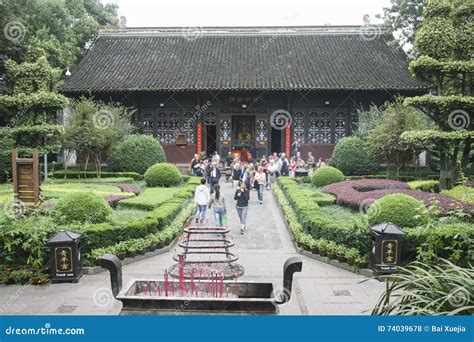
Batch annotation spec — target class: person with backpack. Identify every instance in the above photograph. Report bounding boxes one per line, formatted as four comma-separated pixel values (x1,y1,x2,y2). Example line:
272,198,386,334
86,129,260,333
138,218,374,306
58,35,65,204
234,181,250,234
194,178,210,224
208,184,226,227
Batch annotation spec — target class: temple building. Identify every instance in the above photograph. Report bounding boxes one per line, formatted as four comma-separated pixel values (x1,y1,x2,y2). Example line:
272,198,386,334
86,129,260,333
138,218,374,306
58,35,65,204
62,26,428,164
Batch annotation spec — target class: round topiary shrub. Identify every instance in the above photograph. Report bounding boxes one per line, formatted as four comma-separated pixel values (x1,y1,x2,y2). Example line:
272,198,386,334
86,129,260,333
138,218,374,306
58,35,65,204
311,166,345,187
108,135,166,174
330,137,378,175
367,193,428,228
55,192,112,224
144,163,182,187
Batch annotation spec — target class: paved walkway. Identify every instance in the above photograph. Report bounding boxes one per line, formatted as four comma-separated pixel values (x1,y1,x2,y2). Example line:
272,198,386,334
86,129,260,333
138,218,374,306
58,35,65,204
0,180,385,315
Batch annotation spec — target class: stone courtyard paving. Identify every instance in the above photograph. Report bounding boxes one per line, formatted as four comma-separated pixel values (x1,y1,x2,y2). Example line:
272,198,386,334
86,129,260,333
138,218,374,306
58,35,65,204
0,180,385,315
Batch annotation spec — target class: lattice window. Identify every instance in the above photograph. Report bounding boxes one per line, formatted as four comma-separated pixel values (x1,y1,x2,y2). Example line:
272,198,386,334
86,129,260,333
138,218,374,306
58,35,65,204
334,112,346,143
320,112,331,143
156,112,168,144
308,112,319,144
205,112,216,125
293,112,305,143
183,112,195,143
143,112,153,136
219,119,231,142
256,119,267,144
164,112,179,144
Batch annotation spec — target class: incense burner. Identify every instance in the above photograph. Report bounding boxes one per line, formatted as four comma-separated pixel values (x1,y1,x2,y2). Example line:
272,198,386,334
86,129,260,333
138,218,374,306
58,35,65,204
100,254,302,315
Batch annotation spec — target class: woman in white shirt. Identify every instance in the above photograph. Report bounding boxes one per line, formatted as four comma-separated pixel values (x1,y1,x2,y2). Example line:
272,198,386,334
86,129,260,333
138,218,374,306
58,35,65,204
253,166,266,204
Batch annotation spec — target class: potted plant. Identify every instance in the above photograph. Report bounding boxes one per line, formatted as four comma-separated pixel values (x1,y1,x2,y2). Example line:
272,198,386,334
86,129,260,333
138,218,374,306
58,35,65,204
309,238,319,254
336,245,347,263
345,248,360,266
355,256,369,268
300,235,312,251
318,239,328,257
326,241,338,259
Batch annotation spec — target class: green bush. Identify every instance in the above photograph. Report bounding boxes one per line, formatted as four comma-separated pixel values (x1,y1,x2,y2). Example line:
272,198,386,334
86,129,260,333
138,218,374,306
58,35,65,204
0,151,11,183
408,180,440,193
108,135,166,174
368,194,429,228
404,220,473,267
86,201,195,265
311,166,345,187
55,192,112,224
442,185,474,205
277,178,370,254
330,137,378,175
144,163,182,187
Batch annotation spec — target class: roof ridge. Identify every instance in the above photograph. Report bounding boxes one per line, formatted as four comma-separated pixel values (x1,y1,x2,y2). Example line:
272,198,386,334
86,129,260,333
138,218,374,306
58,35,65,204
99,25,386,37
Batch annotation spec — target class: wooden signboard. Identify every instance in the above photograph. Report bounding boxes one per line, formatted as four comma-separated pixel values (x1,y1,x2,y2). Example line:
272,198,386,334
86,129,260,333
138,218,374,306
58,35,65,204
12,149,40,206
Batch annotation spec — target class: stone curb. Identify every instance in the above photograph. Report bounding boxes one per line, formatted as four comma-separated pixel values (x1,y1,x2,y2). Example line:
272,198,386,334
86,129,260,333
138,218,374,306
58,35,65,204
82,237,178,275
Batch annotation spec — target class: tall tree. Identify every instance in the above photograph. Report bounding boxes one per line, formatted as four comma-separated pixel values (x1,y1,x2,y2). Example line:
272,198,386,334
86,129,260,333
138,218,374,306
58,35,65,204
380,0,425,52
0,47,69,126
0,0,118,69
401,1,474,189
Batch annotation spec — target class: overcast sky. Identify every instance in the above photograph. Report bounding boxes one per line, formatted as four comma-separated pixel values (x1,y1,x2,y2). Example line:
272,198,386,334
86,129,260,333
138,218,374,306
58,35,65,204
109,0,391,27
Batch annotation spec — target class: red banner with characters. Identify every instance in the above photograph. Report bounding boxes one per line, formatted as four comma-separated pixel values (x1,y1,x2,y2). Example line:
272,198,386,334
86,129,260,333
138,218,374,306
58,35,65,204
285,123,291,156
196,121,203,154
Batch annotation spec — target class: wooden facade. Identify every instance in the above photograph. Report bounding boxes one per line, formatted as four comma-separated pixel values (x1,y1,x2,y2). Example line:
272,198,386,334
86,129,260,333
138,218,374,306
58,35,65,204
62,27,428,164
93,89,416,164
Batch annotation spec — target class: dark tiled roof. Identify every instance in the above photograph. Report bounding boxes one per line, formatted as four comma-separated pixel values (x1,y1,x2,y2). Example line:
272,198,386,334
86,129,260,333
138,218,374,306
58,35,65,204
62,26,427,92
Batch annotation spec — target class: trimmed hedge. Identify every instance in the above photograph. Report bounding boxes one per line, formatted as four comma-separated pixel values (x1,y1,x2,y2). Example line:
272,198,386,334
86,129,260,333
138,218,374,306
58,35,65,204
50,170,141,180
108,135,166,174
311,166,344,187
87,200,195,265
55,192,112,224
69,196,192,258
442,185,474,205
408,180,440,193
404,221,473,268
368,194,429,228
144,163,182,187
330,137,378,175
278,178,370,254
277,178,473,267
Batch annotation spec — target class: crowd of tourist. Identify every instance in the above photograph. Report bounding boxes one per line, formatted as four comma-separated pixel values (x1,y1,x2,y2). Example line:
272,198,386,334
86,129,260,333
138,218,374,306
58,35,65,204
192,150,328,234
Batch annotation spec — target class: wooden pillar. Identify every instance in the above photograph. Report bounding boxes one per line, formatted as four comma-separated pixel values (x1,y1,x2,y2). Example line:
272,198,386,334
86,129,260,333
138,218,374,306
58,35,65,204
285,93,292,156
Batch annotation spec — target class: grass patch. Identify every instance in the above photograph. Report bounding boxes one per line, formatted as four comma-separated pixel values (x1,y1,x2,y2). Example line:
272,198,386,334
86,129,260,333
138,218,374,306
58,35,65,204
319,205,364,222
111,208,149,223
41,183,134,201
118,187,183,210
